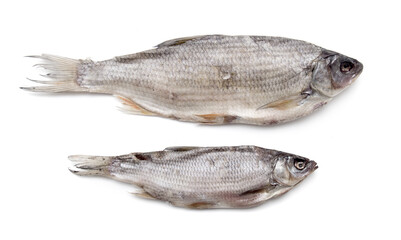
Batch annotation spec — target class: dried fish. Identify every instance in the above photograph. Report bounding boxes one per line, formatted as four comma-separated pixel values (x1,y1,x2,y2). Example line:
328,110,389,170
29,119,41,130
22,35,363,125
69,146,318,209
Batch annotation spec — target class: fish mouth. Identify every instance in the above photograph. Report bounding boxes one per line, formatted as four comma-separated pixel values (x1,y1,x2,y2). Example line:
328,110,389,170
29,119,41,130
310,160,318,172
350,62,363,83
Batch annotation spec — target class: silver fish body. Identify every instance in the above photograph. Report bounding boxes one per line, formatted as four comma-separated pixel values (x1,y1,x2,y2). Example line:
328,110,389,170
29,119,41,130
69,146,317,209
23,35,363,125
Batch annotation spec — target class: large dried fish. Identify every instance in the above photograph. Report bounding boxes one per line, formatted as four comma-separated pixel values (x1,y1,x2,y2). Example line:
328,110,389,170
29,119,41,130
69,146,317,209
22,35,363,125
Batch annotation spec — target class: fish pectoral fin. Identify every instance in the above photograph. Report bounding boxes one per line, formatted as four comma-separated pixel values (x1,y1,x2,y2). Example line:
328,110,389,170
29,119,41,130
156,35,210,48
115,95,156,116
164,146,199,152
258,93,309,110
239,187,269,197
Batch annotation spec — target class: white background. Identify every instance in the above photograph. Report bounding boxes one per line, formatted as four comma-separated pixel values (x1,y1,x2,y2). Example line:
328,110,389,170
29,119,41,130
1,0,400,239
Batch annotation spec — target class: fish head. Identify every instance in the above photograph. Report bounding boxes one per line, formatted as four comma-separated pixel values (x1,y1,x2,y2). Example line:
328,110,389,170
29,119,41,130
311,50,363,97
273,154,318,186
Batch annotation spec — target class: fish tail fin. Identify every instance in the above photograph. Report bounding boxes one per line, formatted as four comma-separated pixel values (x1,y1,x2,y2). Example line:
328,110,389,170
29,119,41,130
68,155,113,176
21,54,91,93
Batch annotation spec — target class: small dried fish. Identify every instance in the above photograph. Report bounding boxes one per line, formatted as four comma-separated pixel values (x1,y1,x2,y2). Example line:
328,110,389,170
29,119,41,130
69,146,317,209
22,35,363,125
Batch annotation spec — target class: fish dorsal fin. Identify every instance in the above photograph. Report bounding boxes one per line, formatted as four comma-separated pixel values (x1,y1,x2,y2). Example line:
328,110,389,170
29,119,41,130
164,146,199,152
156,35,209,48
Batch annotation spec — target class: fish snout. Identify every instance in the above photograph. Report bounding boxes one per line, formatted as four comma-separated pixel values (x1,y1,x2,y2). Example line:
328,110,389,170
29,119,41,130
310,160,318,172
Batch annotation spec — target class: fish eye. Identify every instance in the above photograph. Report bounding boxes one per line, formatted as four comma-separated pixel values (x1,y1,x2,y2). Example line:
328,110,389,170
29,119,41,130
294,158,306,170
340,61,354,73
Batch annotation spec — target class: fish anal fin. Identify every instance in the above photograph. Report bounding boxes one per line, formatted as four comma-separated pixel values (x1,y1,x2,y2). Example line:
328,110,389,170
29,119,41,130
156,35,207,48
258,94,307,110
131,190,157,200
164,146,199,152
115,95,156,116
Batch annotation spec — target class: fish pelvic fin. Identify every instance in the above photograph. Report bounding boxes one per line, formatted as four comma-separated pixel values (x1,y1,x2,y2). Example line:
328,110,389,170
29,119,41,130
186,202,217,209
21,54,90,93
168,201,218,209
115,95,157,116
68,155,113,177
196,113,238,124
